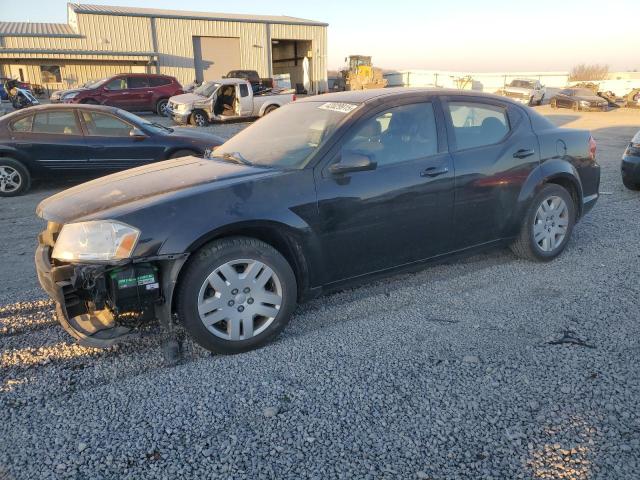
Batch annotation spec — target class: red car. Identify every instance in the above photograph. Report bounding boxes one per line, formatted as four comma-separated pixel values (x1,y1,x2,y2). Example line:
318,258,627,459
61,74,183,116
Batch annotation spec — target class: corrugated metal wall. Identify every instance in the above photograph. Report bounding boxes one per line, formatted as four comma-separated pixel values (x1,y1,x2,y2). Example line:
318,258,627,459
1,11,328,92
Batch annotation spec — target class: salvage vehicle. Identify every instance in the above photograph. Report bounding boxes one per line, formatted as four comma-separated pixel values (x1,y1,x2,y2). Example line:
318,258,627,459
0,104,222,196
166,78,295,127
550,88,608,111
61,74,183,116
502,78,546,106
35,89,600,356
621,130,640,190
50,80,96,103
625,89,640,108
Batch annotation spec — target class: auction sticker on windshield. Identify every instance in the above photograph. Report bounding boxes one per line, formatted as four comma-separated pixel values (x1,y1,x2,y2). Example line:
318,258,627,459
318,102,358,114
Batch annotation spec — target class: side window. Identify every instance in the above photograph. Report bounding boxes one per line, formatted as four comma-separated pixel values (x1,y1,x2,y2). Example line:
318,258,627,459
10,115,34,133
127,77,149,89
81,111,134,137
342,103,438,167
239,84,249,98
149,77,171,87
448,102,509,150
105,78,127,90
32,111,80,135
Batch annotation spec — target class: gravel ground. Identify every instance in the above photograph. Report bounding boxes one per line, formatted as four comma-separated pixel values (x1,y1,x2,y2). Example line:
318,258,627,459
1,108,639,479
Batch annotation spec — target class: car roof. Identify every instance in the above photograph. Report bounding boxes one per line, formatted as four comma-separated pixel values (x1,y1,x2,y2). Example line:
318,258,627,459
0,103,120,121
298,88,523,105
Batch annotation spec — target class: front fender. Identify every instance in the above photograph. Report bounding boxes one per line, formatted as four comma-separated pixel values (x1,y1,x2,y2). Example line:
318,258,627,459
0,145,34,171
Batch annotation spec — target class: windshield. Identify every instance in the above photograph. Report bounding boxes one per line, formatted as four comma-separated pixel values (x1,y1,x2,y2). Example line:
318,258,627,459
194,81,221,98
85,77,109,89
212,101,359,168
509,80,534,88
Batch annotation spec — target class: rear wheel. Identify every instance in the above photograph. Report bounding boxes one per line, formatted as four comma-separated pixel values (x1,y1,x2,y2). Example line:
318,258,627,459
156,99,169,116
510,184,575,262
0,158,30,197
190,110,208,127
176,237,297,354
550,99,558,109
263,104,279,115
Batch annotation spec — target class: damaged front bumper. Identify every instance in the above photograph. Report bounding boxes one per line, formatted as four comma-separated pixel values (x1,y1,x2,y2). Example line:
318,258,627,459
35,223,188,348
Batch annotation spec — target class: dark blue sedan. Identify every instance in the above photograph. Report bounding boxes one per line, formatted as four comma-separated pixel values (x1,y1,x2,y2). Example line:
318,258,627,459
0,104,224,196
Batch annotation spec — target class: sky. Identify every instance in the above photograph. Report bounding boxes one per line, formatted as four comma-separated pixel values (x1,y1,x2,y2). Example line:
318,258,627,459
5,0,638,72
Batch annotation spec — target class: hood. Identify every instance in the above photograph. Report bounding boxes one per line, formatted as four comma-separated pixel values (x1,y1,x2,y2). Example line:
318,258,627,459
505,86,533,94
167,126,223,144
169,92,208,105
36,157,272,224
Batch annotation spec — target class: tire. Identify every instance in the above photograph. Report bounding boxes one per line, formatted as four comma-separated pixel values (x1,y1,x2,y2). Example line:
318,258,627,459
169,149,198,159
528,97,534,106
189,110,208,127
510,184,576,262
537,94,544,106
0,158,31,197
550,99,557,109
622,176,640,191
263,104,279,115
572,102,580,112
176,236,297,354
156,99,169,116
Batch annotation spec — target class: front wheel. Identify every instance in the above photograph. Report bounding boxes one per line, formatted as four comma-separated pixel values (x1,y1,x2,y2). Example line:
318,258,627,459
190,111,208,127
176,237,297,354
510,184,575,262
550,99,557,109
0,159,31,196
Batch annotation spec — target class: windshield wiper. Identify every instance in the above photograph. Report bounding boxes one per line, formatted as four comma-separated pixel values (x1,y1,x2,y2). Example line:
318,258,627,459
211,151,252,166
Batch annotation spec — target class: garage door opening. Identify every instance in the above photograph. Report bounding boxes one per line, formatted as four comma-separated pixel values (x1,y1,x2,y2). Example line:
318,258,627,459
271,39,312,94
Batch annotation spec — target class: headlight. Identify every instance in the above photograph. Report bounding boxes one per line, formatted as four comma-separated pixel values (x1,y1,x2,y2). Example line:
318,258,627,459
175,103,189,112
52,221,140,262
62,92,78,100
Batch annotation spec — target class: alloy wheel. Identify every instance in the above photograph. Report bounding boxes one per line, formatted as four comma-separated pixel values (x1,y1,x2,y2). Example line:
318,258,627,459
0,166,22,193
533,195,569,252
194,113,206,127
197,259,282,341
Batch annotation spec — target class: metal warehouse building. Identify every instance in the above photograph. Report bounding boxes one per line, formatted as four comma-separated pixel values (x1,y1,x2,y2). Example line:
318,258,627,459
0,3,328,94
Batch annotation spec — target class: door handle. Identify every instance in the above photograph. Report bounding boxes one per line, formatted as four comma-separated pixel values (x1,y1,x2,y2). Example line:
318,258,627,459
420,166,449,177
513,149,535,159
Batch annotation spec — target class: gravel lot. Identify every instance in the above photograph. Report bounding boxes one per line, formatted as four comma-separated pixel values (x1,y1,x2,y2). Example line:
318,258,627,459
1,108,639,479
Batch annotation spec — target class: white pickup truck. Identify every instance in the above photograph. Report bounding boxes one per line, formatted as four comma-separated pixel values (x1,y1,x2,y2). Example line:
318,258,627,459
503,79,546,106
166,78,295,126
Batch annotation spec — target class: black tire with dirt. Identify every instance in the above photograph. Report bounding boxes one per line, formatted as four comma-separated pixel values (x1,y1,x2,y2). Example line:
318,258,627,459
0,158,31,197
156,99,169,116
169,149,199,159
189,110,208,127
263,105,279,115
176,237,297,354
510,184,576,262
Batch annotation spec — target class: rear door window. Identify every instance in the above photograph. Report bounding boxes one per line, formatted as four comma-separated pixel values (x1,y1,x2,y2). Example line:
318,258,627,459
81,111,134,137
239,84,249,97
32,111,81,135
127,76,150,89
149,77,171,87
447,102,509,150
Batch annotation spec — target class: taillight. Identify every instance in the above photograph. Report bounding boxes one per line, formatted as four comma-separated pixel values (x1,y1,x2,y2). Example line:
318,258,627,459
292,94,297,102
588,135,596,161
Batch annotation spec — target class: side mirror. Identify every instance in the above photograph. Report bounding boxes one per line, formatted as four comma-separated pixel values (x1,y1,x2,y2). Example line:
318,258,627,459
130,127,146,138
329,152,376,175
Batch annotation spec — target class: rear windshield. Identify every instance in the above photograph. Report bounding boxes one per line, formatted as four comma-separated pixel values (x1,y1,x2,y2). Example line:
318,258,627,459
194,82,221,97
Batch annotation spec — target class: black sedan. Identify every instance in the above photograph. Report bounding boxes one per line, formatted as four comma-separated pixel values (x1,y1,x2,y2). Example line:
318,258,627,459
34,89,600,356
622,130,640,190
0,104,223,196
550,88,608,111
